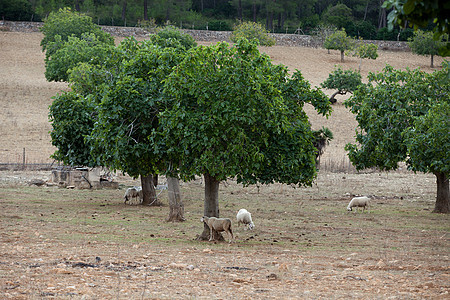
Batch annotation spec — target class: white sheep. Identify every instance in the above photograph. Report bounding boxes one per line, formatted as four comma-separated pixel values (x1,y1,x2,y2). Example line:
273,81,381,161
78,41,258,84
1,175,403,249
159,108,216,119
236,209,255,230
347,196,370,212
200,216,234,243
124,186,143,204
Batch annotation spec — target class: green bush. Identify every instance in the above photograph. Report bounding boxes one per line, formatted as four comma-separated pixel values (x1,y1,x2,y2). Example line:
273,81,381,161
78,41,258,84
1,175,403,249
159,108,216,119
230,21,276,46
376,27,398,41
208,20,232,31
150,26,197,49
346,21,377,40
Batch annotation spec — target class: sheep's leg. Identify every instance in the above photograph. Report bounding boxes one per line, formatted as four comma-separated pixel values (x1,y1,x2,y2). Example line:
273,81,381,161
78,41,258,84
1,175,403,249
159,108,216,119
209,227,214,241
228,228,234,243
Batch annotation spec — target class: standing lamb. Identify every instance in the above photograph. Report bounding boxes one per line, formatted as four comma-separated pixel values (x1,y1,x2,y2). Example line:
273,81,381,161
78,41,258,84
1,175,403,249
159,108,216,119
124,186,143,204
236,209,255,230
347,196,370,212
200,216,234,243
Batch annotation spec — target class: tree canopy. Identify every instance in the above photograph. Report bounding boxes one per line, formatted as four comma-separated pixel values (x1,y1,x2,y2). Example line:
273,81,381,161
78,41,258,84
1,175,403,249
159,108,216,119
344,63,450,213
161,39,330,185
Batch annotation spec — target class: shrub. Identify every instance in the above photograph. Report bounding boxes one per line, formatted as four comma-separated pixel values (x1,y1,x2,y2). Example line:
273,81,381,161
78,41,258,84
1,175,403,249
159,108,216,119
150,26,197,49
0,0,33,21
230,21,276,46
208,20,232,31
346,21,377,40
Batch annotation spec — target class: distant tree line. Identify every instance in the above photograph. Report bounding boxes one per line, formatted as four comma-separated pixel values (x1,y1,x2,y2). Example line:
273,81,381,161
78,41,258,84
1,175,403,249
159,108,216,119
2,0,425,41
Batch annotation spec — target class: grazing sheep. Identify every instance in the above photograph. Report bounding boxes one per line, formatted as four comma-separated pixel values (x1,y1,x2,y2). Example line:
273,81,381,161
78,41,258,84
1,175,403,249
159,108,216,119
347,196,370,212
124,186,143,204
200,216,234,243
236,209,255,230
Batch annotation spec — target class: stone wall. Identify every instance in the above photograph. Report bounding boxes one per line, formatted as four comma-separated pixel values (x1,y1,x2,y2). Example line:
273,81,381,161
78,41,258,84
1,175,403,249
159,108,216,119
0,20,410,51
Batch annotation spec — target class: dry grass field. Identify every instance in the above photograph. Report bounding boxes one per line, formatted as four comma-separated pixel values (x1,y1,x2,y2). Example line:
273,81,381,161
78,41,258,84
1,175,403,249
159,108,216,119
0,31,449,299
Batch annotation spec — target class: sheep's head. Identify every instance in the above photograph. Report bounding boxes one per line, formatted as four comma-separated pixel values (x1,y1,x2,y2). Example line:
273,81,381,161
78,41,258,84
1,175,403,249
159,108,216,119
347,207,352,211
248,222,255,230
200,216,208,223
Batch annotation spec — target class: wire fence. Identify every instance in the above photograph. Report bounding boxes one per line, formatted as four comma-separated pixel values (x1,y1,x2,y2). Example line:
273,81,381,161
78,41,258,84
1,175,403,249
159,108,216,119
0,148,56,171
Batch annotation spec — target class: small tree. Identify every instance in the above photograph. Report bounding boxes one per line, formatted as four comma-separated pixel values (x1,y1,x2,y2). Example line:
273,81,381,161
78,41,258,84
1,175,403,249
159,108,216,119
408,30,448,68
344,64,450,213
323,29,355,62
353,40,378,72
311,24,337,49
230,21,276,46
321,66,362,103
312,127,334,167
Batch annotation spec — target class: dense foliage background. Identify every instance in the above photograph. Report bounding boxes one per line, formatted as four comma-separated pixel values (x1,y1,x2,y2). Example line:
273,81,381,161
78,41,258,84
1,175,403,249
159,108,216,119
2,0,420,41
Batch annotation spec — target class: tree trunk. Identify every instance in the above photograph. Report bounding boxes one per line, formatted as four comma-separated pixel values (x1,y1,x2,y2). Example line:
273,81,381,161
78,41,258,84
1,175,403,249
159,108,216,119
433,172,449,213
197,173,224,241
141,175,161,206
378,0,386,29
253,1,257,22
144,0,148,20
329,90,345,104
153,174,158,187
166,176,185,222
238,0,243,21
122,0,127,22
430,55,434,68
75,0,80,12
340,50,345,62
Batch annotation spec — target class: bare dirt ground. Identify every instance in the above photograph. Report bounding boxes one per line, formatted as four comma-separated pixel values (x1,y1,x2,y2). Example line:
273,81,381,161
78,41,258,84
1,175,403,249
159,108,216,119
0,31,449,299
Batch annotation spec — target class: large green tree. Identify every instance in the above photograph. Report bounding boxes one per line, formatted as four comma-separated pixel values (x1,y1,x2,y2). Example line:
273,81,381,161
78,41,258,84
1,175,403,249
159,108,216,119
160,39,331,240
345,63,450,213
48,26,196,218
